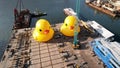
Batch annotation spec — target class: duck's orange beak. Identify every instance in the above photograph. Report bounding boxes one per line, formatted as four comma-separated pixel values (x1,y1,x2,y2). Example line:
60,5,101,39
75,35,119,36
70,26,74,30
44,30,49,34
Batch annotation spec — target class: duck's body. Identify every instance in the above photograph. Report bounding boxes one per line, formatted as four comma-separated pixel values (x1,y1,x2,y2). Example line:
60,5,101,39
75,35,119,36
33,28,54,42
60,16,80,36
32,19,54,42
60,25,80,36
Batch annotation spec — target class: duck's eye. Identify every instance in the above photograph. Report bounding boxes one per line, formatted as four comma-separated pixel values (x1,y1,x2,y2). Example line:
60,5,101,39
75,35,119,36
65,24,67,26
39,29,42,32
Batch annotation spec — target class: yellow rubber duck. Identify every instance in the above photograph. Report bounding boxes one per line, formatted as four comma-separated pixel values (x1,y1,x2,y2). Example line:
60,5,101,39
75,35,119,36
60,16,80,36
33,19,54,42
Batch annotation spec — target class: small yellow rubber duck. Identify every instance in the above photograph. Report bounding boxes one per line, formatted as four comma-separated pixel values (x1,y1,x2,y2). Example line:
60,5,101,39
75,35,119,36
60,16,80,36
33,19,54,42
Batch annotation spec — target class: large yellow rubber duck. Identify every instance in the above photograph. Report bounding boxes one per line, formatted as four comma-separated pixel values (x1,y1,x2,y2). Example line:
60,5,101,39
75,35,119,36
60,16,80,36
33,19,54,42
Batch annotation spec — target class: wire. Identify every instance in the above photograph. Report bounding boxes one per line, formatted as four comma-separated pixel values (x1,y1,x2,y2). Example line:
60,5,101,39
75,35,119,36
73,0,80,46
15,0,24,12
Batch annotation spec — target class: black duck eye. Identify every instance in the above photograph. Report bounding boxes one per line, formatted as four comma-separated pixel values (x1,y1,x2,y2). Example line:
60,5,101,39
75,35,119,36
65,24,67,26
39,29,42,32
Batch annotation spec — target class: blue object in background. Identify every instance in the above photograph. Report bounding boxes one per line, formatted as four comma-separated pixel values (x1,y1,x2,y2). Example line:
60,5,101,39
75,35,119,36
91,40,120,68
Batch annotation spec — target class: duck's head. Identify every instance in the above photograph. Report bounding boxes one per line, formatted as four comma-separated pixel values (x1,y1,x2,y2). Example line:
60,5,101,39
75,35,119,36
63,16,77,30
60,16,80,36
35,19,51,35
